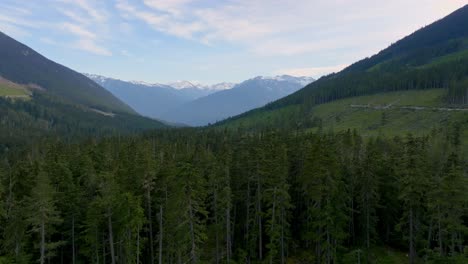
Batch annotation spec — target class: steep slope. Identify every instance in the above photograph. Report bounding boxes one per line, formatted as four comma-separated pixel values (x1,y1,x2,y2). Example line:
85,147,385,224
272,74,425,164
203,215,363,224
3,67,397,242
0,34,167,152
0,89,166,153
87,74,234,119
219,5,468,130
0,31,134,114
162,75,314,126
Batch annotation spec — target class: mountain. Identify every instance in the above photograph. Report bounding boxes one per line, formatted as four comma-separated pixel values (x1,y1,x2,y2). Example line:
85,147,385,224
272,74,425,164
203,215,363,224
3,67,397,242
0,31,134,114
86,74,234,120
161,75,315,126
168,80,236,91
218,5,468,133
0,32,166,151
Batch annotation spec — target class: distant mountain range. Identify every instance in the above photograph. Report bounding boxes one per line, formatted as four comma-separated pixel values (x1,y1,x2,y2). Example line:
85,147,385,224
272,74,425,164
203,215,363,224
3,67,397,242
168,80,236,91
87,74,314,125
86,74,235,120
161,75,314,126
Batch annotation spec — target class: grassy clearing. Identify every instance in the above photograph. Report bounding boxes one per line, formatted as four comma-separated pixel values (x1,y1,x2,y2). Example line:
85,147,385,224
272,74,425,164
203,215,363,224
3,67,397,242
0,80,30,98
221,89,467,148
309,89,466,138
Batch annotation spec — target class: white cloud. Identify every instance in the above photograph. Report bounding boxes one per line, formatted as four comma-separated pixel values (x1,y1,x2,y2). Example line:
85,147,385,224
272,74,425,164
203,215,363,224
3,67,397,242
61,22,96,39
74,39,112,56
277,64,349,78
52,0,112,56
57,0,109,23
40,37,59,45
115,0,468,57
0,14,44,28
143,0,193,16
0,22,30,37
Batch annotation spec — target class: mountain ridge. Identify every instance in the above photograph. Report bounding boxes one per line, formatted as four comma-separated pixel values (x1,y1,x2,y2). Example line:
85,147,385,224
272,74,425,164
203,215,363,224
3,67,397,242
86,74,228,120
162,75,315,126
0,31,135,114
217,5,468,129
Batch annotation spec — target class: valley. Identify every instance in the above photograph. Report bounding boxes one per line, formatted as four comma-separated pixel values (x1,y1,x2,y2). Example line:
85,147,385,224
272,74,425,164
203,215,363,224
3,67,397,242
0,2,466,264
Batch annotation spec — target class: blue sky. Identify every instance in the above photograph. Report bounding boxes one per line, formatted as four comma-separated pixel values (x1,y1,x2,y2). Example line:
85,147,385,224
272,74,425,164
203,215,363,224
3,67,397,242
0,0,466,84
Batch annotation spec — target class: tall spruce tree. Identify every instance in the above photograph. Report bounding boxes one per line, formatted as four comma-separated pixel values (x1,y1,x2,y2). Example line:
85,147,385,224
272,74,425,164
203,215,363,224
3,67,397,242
397,135,429,264
26,165,63,264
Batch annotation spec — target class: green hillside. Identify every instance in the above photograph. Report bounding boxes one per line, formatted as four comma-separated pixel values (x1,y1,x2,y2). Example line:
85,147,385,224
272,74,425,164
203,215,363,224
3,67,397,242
0,31,135,114
0,90,166,153
221,89,467,141
0,85,29,98
0,78,30,98
218,5,468,132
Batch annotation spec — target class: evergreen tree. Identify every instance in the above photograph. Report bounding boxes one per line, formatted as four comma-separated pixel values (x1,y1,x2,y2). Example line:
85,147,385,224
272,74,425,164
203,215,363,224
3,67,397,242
299,136,348,263
396,135,429,264
26,165,63,264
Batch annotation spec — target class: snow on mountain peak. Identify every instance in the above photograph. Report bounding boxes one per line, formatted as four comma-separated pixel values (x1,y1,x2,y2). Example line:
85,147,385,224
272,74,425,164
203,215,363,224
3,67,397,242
168,81,236,91
255,75,315,86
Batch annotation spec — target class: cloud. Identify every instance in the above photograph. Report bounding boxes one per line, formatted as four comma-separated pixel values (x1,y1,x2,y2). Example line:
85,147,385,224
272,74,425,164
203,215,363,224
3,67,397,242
61,22,96,39
57,0,108,23
115,0,468,58
0,22,30,37
74,39,112,56
116,0,203,39
0,3,32,15
0,14,44,29
53,0,112,56
277,64,349,78
40,37,59,45
143,0,193,16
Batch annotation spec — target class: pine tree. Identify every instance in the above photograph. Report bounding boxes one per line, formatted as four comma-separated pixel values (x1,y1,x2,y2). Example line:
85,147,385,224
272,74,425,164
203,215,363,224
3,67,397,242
299,136,348,263
262,137,291,264
166,158,208,263
26,165,63,264
428,152,468,258
356,141,380,252
396,135,429,264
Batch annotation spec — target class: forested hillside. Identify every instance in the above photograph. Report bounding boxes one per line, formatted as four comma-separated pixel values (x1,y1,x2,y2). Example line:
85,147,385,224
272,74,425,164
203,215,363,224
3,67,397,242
0,32,134,114
0,3,467,264
220,5,468,130
0,92,166,154
0,33,167,153
0,128,465,263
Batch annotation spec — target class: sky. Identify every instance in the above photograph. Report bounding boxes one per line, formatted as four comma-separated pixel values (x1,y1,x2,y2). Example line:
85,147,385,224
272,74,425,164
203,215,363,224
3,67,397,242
0,0,466,84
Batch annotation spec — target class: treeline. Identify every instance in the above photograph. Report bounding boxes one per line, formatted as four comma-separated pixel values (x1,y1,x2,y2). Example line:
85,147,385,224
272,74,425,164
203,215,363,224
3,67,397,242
448,78,468,105
221,53,468,130
0,92,165,154
275,53,468,111
0,128,466,264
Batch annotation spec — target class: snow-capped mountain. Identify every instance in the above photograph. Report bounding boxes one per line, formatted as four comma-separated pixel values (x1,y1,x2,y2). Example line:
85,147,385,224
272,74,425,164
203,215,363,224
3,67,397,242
84,74,226,120
161,75,315,126
85,73,314,125
260,75,316,86
169,80,236,90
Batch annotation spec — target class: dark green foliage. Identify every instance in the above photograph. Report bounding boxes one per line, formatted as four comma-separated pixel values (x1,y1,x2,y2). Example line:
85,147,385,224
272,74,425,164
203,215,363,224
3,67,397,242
448,78,468,104
0,129,465,263
0,92,166,154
